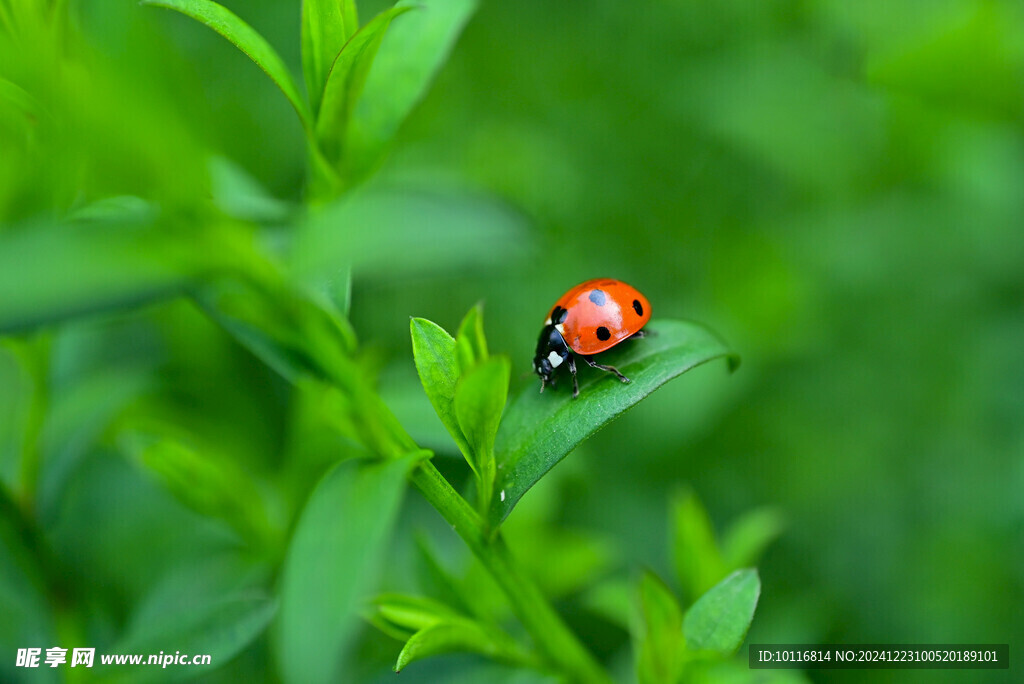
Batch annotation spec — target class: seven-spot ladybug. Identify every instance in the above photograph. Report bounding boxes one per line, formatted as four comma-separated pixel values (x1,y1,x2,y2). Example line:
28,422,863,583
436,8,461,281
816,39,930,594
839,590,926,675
533,278,651,398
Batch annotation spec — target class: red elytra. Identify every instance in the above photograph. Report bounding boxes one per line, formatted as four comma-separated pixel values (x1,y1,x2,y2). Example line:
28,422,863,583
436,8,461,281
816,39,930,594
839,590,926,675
533,278,651,398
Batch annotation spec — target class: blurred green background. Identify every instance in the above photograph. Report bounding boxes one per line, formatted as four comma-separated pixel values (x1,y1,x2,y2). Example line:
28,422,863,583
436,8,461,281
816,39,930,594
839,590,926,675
2,0,1022,682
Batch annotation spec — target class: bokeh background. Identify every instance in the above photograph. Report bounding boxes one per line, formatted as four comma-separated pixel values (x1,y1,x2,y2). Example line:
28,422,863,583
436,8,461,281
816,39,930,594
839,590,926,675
2,0,1022,682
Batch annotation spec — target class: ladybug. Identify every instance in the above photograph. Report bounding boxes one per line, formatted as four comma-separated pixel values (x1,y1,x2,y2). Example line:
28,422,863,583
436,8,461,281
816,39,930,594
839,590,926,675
533,278,651,398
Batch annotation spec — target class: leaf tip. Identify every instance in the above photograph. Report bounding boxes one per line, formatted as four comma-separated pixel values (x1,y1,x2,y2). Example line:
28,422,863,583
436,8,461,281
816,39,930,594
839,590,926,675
727,353,741,373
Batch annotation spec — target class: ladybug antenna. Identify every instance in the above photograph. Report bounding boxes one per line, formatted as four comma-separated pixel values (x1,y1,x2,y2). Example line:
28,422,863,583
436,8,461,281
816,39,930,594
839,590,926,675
539,377,546,393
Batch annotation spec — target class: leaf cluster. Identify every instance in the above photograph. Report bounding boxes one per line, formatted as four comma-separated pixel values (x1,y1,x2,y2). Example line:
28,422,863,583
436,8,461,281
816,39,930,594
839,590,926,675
143,0,475,199
0,2,758,682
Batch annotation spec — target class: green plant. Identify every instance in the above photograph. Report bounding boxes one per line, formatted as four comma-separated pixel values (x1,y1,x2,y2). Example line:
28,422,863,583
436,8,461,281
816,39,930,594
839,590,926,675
0,1,775,682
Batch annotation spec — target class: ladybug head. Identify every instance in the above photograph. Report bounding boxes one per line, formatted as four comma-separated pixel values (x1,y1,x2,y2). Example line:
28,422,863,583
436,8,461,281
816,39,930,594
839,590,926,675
533,324,570,391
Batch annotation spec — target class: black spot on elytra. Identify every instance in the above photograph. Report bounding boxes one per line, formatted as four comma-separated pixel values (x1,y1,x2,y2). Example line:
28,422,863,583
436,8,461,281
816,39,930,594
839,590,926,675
632,299,643,316
551,306,568,324
596,326,611,341
589,289,607,306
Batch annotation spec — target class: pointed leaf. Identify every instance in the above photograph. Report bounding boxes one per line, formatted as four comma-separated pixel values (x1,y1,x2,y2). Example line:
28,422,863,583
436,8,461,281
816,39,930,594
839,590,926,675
276,451,424,683
454,357,509,472
683,569,761,656
395,619,530,673
410,317,471,459
345,0,477,177
721,508,785,571
301,0,358,115
454,356,508,512
636,572,684,684
316,6,413,166
143,0,311,130
672,487,726,604
491,319,738,526
372,593,464,634
455,302,488,374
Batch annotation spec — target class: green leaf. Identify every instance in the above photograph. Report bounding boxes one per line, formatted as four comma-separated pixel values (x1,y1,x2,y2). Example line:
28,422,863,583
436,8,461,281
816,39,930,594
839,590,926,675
110,556,276,683
721,507,785,571
412,532,475,617
506,524,611,600
371,593,464,636
455,302,488,374
0,218,215,333
196,277,358,385
454,356,509,513
369,592,535,673
316,6,413,168
209,156,293,223
301,0,359,116
345,0,477,177
454,356,509,468
200,277,416,460
683,569,761,656
0,343,35,492
396,622,498,673
636,572,684,684
582,576,633,630
491,319,738,526
672,487,726,604
36,368,151,525
126,435,275,550
143,0,311,131
276,451,424,683
0,486,57,666
290,186,529,284
0,76,43,123
410,317,472,459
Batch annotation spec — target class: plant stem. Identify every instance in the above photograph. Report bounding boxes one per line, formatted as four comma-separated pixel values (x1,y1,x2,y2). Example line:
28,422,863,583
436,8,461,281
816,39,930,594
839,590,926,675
411,461,613,684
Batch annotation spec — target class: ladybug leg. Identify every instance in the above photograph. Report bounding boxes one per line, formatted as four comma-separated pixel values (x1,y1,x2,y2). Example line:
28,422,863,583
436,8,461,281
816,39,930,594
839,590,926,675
567,355,580,398
582,355,631,384
628,330,649,339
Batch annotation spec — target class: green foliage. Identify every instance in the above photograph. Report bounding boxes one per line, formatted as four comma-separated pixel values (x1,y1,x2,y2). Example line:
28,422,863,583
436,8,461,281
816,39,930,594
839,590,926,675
492,320,738,526
454,356,508,513
455,303,488,374
276,452,424,683
316,6,413,170
127,435,276,550
108,557,278,683
301,0,358,115
142,0,311,129
411,307,507,516
683,569,761,656
671,487,726,604
672,488,784,609
635,572,684,684
6,0,1015,681
411,317,471,458
343,0,477,177
142,0,474,197
368,593,534,673
0,214,221,333
720,507,785,571
630,566,761,684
